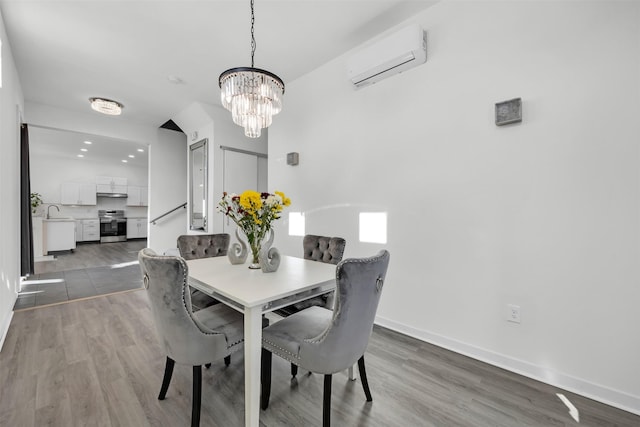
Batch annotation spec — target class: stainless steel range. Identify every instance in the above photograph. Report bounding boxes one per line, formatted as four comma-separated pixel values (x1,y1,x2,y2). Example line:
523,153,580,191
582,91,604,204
99,210,127,243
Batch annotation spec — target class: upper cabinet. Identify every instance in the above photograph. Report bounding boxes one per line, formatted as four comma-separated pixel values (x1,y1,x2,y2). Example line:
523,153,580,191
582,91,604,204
96,176,127,194
127,186,148,206
61,182,97,205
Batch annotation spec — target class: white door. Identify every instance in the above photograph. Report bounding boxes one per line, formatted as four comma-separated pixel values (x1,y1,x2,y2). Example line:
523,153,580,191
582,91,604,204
223,150,258,195
222,149,267,233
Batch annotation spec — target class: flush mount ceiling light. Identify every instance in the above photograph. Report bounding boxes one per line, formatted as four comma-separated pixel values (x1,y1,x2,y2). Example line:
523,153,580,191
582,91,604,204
218,0,284,138
89,97,123,115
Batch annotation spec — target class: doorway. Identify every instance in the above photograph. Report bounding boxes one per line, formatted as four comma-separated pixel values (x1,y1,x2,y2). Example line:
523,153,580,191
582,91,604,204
221,146,268,233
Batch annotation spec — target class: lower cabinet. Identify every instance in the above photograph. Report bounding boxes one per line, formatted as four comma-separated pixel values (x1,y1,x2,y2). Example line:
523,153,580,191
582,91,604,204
45,220,76,254
127,218,147,239
76,219,100,242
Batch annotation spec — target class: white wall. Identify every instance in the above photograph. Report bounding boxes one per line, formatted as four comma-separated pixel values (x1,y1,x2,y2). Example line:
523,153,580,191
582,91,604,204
147,128,187,253
270,0,640,414
0,9,24,349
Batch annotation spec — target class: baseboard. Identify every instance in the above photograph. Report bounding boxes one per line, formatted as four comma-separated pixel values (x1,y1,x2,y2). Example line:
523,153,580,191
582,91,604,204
374,315,640,417
0,304,15,353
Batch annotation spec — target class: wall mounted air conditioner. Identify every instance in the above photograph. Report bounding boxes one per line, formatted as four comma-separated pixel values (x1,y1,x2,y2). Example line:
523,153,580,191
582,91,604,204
347,24,427,89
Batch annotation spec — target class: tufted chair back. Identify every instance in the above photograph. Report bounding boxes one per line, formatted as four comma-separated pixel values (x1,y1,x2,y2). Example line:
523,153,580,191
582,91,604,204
303,235,346,265
177,234,230,260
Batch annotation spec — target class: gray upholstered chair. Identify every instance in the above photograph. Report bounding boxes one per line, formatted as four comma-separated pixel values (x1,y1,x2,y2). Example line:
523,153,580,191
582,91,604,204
278,235,346,316
303,234,346,265
177,234,230,310
279,235,346,377
177,233,230,260
261,250,390,427
138,248,244,427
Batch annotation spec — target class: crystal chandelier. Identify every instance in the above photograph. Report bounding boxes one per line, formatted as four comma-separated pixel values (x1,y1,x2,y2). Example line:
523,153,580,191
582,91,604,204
219,0,284,138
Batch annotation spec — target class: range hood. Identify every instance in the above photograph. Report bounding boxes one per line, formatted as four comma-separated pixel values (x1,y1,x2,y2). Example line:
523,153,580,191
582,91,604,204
96,192,128,198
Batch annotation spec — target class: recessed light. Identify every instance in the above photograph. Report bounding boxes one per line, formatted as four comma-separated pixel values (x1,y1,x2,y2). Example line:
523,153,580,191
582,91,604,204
77,154,84,158
128,155,135,158
80,148,88,152
137,148,144,152
122,159,128,163
84,141,92,145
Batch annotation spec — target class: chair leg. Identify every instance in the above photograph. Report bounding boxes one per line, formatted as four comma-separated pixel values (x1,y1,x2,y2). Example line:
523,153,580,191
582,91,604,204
158,357,175,400
323,374,332,427
261,348,272,410
291,363,298,378
357,355,372,402
224,355,231,366
192,365,202,427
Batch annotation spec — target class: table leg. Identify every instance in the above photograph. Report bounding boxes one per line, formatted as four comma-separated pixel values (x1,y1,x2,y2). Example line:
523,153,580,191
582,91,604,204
244,306,262,427
348,364,358,381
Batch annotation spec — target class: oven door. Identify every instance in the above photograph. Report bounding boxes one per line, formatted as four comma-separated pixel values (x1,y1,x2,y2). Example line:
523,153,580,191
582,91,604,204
100,219,127,242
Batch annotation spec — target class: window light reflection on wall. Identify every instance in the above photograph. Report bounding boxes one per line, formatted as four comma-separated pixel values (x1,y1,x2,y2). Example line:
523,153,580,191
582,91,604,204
359,212,387,244
289,212,305,236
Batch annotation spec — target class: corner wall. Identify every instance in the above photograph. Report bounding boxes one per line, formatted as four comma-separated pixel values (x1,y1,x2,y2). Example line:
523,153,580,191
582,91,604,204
172,102,268,236
269,0,640,414
147,128,187,253
0,8,24,349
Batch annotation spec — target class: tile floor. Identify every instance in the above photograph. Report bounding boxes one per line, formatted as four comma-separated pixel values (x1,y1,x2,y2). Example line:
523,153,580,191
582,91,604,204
15,240,147,310
15,264,143,310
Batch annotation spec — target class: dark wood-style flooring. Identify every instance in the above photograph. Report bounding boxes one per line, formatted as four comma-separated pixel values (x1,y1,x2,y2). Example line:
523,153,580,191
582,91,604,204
1,289,638,426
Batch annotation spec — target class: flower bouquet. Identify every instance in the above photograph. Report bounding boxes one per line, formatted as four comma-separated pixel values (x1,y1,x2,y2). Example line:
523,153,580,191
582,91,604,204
218,190,291,269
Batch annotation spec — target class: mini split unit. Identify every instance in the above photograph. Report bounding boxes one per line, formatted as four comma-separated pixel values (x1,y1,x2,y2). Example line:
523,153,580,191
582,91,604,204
347,24,427,89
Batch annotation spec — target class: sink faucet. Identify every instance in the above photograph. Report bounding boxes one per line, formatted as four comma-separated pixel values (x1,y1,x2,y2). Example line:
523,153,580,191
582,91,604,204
47,205,60,219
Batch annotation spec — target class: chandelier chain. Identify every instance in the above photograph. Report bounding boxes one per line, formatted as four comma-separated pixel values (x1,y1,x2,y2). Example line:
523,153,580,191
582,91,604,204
250,0,256,68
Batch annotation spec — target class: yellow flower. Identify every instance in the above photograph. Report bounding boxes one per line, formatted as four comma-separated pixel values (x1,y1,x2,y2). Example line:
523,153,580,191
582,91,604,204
275,191,291,206
240,190,262,213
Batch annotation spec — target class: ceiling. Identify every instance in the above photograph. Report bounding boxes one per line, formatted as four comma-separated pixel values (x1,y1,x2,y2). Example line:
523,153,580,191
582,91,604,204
1,0,438,166
28,126,149,168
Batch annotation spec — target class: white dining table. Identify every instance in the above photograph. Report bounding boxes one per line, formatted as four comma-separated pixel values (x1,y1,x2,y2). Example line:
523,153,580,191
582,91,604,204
186,255,337,427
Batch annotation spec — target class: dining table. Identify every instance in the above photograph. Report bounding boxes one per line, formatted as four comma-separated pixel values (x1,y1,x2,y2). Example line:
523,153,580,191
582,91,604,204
186,254,337,427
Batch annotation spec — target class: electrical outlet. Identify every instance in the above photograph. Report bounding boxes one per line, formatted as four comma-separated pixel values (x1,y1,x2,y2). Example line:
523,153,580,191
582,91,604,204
507,304,521,323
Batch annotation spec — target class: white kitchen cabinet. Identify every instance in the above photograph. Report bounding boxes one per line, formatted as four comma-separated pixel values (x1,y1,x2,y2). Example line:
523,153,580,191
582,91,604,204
96,176,127,194
82,219,100,241
126,218,147,239
75,220,83,241
61,182,97,205
76,219,100,242
33,217,44,258
126,186,148,206
44,220,76,253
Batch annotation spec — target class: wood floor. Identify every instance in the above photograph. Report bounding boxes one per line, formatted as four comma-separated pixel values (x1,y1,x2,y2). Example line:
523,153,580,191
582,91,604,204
1,290,638,426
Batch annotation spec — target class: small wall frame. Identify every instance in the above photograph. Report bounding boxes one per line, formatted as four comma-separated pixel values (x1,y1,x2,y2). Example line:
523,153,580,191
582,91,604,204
495,98,522,126
286,152,299,166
